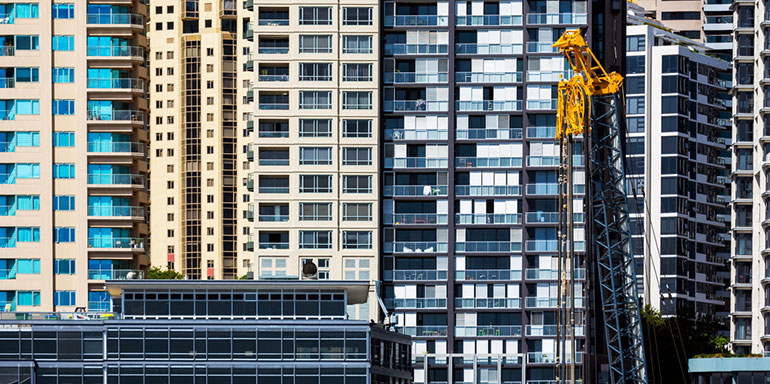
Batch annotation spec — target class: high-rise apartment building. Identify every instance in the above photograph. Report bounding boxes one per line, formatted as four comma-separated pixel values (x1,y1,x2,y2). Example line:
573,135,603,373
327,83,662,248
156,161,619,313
625,21,731,319
249,1,380,319
730,0,770,355
380,2,589,382
0,1,149,310
148,0,252,279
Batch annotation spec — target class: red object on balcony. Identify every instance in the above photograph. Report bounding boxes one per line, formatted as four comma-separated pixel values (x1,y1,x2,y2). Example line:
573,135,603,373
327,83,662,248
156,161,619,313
207,268,215,277
167,253,174,262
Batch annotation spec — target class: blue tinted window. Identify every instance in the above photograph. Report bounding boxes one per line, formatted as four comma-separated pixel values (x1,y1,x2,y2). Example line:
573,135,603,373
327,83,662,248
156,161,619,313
52,4,74,19
53,99,74,115
17,291,40,306
54,259,75,274
53,163,74,179
52,67,74,83
52,35,74,51
15,4,39,18
54,291,75,306
15,67,38,82
53,195,75,210
16,99,39,115
53,131,75,147
54,227,75,242
15,35,38,50
16,259,39,274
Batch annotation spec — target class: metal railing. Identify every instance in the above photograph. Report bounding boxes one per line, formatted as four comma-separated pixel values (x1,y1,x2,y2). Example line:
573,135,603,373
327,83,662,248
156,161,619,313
455,15,522,26
455,241,522,252
87,142,144,154
385,15,448,26
455,298,521,309
87,174,144,185
456,128,522,140
384,213,448,225
455,325,521,337
383,185,448,196
87,206,144,217
456,185,521,196
88,269,144,280
384,269,448,281
455,269,522,281
455,213,521,224
395,326,448,337
455,156,523,168
86,78,145,90
86,45,145,58
0,312,120,320
87,237,145,249
87,109,145,122
87,13,145,25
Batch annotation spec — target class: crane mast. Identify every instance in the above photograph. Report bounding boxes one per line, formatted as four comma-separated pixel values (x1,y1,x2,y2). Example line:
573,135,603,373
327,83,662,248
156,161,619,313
553,29,648,384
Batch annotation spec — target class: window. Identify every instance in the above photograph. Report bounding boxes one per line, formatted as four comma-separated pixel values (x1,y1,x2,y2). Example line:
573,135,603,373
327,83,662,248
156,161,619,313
15,195,39,210
15,163,39,178
14,67,38,82
53,67,74,83
299,91,332,109
625,76,644,94
16,227,39,242
299,147,332,165
342,231,372,249
299,119,332,137
260,257,287,278
300,175,332,193
54,291,75,306
344,258,371,280
626,97,645,115
17,291,40,306
626,56,645,74
16,259,39,274
342,63,372,81
299,202,332,221
661,11,700,20
16,99,39,114
53,195,75,210
342,91,372,109
343,7,372,25
54,227,75,243
342,203,372,221
343,175,371,193
299,35,332,53
259,176,289,193
53,163,75,179
299,63,332,81
299,7,331,25
54,259,75,274
52,35,74,51
53,99,75,115
342,36,372,54
52,3,74,19
15,35,39,50
626,35,645,52
301,258,330,279
343,147,372,165
342,120,372,138
299,230,332,249
14,3,38,18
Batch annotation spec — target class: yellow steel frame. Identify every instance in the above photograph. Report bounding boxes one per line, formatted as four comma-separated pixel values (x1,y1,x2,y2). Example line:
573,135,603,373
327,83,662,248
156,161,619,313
553,29,624,139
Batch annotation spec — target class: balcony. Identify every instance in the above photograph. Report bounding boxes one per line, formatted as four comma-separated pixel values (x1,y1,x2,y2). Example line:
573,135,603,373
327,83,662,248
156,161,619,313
526,212,584,224
525,325,585,336
526,240,585,252
456,100,522,112
0,47,13,56
527,13,587,25
455,156,523,168
86,46,145,61
87,206,144,219
258,74,289,82
384,269,448,281
384,129,448,140
385,241,448,253
384,213,448,225
385,15,448,27
258,214,289,222
456,185,521,197
383,72,448,84
527,100,558,110
455,297,521,309
455,325,521,337
456,241,522,252
527,352,582,364
395,326,448,337
526,268,585,280
87,237,145,251
455,269,522,280
259,242,289,250
87,142,145,155
455,213,521,224
87,269,144,280
527,71,571,83
455,72,522,83
455,43,522,55
456,128,522,140
385,298,447,309
384,157,448,169
527,42,559,53
87,174,144,187
87,109,145,125
455,15,522,26
525,296,584,308
86,13,145,28
384,100,448,112
384,43,448,55
383,185,448,197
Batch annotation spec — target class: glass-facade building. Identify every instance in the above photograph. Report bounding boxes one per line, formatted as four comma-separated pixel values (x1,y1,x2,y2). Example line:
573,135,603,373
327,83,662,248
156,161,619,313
0,280,412,384
380,1,587,382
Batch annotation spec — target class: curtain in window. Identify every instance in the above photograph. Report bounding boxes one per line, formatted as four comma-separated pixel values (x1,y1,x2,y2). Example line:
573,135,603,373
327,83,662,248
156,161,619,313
17,291,40,306
17,259,39,274
16,227,39,242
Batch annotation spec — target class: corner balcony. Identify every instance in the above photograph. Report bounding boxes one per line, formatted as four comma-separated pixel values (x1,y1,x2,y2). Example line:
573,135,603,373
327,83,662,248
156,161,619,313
87,141,145,157
455,213,522,224
384,213,448,225
87,78,145,95
456,100,522,112
455,269,522,281
86,13,145,30
385,15,449,27
86,46,145,62
87,109,145,127
455,297,521,309
87,269,144,280
383,184,448,197
455,325,521,337
455,185,521,197
455,43,522,55
87,174,144,189
455,15,523,26
87,205,145,221
87,237,145,253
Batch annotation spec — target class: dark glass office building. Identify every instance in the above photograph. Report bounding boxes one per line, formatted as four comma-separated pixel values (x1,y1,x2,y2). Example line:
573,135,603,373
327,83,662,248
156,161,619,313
0,280,412,384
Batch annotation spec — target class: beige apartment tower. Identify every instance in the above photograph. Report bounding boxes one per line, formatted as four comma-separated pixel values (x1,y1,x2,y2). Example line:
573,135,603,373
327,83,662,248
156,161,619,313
149,0,252,279
251,1,379,319
0,1,149,310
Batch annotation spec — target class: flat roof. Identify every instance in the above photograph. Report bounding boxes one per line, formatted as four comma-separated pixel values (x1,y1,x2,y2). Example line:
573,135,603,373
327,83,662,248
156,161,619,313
689,357,770,373
106,280,371,305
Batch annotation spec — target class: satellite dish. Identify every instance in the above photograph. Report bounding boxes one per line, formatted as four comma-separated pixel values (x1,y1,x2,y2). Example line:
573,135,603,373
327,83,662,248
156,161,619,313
302,261,318,279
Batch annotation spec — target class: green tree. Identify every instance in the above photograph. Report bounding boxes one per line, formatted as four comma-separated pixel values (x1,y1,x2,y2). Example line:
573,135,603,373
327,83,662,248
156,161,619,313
146,266,185,279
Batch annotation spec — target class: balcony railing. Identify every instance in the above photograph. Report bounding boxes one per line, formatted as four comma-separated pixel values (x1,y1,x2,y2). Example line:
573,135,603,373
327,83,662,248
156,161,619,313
527,126,557,138
258,47,289,54
527,13,587,25
456,72,522,83
384,269,448,281
0,47,14,56
527,42,559,53
525,325,585,336
384,129,448,140
258,74,290,82
526,212,584,224
455,298,521,309
526,240,585,252
455,15,523,26
526,268,585,280
385,298,447,309
456,128,522,140
455,213,521,224
385,15,448,26
259,242,289,250
258,18,289,26
525,297,584,308
87,174,144,186
87,206,144,217
455,156,523,168
456,100,522,112
395,326,448,337
258,215,289,222
87,109,145,122
385,241,448,253
87,13,145,25
87,269,144,280
383,185,448,196
384,43,448,55
259,103,289,110
385,213,448,225
455,325,521,337
455,43,522,54
527,70,572,82
384,100,448,112
456,185,521,196
455,269,522,281
384,157,448,169
87,142,145,154
87,237,145,249
527,100,559,110
86,46,144,58
0,78,14,88
87,78,146,90
383,72,448,84
456,241,522,252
